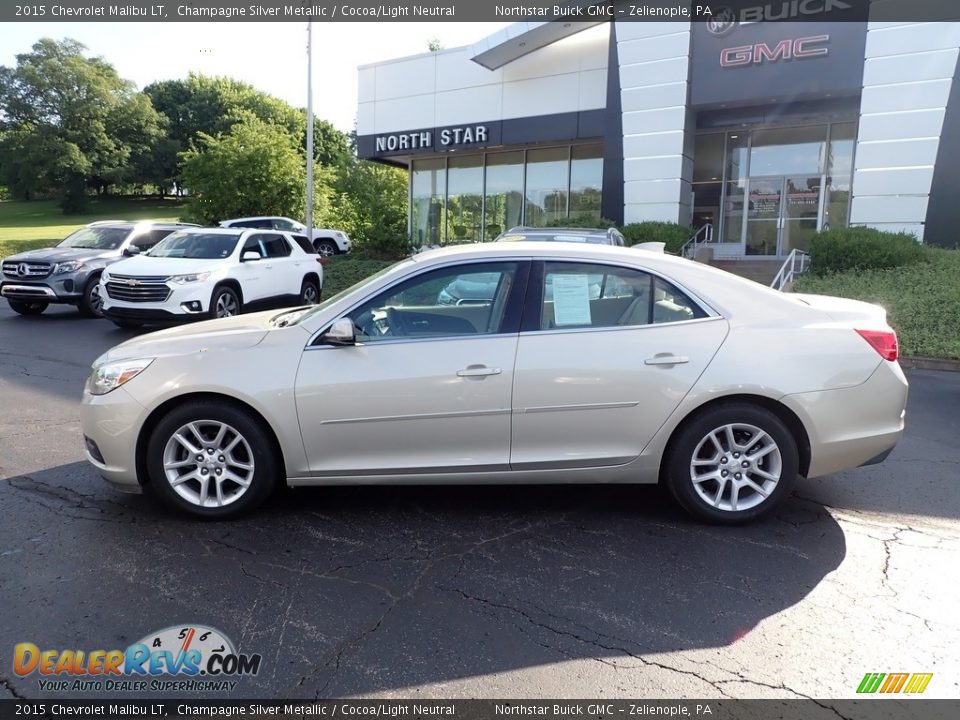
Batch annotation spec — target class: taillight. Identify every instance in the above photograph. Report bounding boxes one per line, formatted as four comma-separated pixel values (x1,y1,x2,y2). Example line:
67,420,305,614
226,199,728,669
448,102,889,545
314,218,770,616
856,329,898,361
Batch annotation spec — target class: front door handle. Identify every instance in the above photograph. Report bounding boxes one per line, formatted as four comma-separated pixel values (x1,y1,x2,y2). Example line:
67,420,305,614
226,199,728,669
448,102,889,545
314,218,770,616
457,365,502,378
644,355,689,366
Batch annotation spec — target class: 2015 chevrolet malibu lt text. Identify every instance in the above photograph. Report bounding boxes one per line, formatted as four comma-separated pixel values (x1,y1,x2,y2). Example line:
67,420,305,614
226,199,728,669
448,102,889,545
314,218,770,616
79,243,907,524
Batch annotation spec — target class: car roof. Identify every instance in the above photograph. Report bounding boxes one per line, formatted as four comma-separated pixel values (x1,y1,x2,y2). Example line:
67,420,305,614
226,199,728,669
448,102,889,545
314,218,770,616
220,216,294,223
501,226,614,237
87,220,200,229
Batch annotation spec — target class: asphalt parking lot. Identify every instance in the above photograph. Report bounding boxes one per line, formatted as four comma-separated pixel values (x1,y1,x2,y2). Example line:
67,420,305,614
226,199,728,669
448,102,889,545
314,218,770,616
0,302,958,703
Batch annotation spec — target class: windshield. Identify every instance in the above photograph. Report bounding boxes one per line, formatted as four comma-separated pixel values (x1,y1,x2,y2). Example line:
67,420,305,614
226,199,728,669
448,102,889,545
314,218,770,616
282,259,413,327
58,226,130,250
148,232,240,259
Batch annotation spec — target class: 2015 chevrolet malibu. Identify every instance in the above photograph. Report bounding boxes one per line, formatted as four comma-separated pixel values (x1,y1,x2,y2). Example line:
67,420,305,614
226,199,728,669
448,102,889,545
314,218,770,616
80,243,907,523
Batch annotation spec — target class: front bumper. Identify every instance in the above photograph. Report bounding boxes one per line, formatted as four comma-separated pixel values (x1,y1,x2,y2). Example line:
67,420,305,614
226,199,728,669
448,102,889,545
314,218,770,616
79,386,148,489
102,281,213,323
781,360,908,478
1,279,82,304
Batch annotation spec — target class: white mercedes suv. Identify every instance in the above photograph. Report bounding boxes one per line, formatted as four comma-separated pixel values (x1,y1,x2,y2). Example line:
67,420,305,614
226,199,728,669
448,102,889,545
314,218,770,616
218,216,351,257
99,228,323,329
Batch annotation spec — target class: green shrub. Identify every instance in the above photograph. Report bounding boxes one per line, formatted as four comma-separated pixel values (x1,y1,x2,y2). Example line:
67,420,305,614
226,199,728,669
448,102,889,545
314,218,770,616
620,221,693,253
809,227,923,276
321,256,397,298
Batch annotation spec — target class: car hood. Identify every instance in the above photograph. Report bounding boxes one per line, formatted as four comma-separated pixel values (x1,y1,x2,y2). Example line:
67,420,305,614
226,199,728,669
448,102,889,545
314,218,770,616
790,293,889,326
94,312,283,366
3,246,118,264
106,256,223,277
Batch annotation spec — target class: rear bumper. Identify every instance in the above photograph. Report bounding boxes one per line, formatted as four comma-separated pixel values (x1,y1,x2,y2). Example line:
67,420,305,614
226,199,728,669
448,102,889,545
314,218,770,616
781,360,908,478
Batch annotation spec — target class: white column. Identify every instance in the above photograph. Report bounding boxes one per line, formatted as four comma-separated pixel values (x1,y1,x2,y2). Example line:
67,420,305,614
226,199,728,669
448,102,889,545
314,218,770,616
616,18,693,225
851,21,960,241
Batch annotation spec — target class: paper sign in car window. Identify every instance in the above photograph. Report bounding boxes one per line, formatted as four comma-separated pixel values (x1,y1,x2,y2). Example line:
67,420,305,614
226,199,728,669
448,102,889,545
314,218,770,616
551,274,592,326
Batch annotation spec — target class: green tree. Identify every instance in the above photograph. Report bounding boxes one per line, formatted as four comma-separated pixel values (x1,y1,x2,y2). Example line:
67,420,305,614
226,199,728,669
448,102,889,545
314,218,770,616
145,74,306,191
328,159,409,259
179,113,307,224
0,38,165,208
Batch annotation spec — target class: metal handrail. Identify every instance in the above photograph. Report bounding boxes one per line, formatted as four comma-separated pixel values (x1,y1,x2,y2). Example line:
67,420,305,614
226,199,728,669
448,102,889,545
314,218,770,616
680,224,714,259
770,249,811,291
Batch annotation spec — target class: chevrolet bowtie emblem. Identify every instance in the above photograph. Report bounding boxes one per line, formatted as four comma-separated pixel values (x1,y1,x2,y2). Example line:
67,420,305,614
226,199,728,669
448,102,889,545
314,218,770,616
126,279,140,286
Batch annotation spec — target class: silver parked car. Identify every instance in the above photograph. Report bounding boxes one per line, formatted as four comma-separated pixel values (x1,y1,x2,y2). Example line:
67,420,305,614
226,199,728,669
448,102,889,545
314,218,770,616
80,242,907,524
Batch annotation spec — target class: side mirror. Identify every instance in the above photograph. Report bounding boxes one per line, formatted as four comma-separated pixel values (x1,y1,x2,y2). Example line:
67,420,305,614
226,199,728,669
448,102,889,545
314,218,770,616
241,251,261,262
122,246,142,257
320,317,356,347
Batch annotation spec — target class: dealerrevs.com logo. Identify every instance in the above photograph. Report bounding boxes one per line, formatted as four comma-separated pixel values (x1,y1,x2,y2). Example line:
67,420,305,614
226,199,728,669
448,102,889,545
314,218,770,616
13,625,262,693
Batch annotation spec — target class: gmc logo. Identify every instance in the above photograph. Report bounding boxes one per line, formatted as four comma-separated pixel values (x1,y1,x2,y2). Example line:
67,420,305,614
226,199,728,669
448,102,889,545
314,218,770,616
720,35,830,68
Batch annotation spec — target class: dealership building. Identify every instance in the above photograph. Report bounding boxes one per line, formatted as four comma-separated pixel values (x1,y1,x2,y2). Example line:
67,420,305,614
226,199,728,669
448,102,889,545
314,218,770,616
356,4,960,256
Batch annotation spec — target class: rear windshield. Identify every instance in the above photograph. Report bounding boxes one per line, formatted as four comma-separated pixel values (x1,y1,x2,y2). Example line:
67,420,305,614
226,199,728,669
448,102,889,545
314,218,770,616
58,226,130,250
497,232,608,244
148,232,240,259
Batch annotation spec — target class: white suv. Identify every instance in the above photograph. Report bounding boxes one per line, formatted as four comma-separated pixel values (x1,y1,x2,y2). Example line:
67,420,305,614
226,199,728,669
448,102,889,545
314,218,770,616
219,216,351,257
99,228,323,329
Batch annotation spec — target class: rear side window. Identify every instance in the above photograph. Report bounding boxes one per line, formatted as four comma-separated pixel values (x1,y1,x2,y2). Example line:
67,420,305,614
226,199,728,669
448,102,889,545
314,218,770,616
260,234,291,258
291,234,317,254
537,262,705,330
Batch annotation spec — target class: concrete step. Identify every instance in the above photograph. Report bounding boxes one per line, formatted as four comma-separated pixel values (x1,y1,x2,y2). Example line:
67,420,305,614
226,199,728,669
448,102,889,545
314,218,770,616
707,259,782,286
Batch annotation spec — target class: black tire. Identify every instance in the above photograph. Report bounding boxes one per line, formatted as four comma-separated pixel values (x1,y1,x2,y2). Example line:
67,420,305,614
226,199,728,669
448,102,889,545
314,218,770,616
315,239,338,257
209,285,241,319
111,319,144,330
665,403,799,525
78,274,104,318
8,300,48,316
145,399,280,519
300,278,320,305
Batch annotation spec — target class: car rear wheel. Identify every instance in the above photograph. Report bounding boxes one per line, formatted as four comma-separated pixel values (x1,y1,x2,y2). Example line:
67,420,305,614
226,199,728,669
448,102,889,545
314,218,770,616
665,403,798,525
8,300,48,316
210,285,241,319
78,275,104,317
315,239,338,257
300,278,320,305
145,400,279,519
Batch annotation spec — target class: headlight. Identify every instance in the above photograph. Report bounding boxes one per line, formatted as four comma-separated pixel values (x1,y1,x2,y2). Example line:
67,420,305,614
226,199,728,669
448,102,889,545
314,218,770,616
53,261,85,274
169,272,211,284
86,359,154,396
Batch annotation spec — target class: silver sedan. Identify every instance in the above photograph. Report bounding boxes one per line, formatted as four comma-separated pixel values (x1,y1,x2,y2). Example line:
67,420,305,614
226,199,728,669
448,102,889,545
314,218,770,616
80,242,907,524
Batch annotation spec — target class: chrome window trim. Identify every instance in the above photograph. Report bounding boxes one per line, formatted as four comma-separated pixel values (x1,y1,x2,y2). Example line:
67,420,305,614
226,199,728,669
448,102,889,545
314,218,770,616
519,315,725,339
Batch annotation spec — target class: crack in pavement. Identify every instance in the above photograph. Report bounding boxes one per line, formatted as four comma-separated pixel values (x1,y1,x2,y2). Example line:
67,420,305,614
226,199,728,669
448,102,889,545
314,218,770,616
0,675,25,700
3,475,140,524
290,519,562,698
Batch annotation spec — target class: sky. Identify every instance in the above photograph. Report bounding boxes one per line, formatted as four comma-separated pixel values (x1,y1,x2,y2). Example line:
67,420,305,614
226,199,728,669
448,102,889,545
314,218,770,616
0,22,512,132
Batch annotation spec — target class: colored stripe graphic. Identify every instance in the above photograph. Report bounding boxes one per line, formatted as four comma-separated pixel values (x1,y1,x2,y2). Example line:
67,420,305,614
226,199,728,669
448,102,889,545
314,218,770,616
857,673,885,694
880,673,909,693
903,673,933,694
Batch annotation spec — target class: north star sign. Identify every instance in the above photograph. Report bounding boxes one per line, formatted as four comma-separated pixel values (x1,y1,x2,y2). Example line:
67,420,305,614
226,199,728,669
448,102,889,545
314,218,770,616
375,125,490,153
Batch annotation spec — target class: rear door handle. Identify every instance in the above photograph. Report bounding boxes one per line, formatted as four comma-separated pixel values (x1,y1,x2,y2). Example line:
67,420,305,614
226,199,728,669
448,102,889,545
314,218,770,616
644,355,689,366
457,365,502,378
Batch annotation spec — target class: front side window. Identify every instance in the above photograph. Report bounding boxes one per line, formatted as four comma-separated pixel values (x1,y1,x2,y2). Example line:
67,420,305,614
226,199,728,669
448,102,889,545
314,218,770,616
538,262,705,331
348,262,522,342
272,218,302,231
131,229,175,251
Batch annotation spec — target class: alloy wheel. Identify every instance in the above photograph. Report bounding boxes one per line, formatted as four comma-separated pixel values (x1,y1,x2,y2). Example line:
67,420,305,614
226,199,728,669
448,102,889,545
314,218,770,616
215,292,238,317
689,423,782,512
161,420,255,508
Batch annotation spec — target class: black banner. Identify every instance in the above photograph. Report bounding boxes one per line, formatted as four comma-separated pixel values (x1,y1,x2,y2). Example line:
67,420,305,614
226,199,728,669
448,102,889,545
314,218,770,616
2,0,959,23
1,700,958,720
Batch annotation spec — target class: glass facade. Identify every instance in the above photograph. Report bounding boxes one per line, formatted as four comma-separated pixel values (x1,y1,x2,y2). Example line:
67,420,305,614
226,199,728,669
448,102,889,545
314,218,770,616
411,143,603,244
692,123,856,256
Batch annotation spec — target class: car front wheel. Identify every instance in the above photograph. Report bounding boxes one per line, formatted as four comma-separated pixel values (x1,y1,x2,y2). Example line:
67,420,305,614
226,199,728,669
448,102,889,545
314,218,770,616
665,403,799,525
210,285,241,319
8,300,48,316
145,400,279,518
315,239,338,257
78,275,104,317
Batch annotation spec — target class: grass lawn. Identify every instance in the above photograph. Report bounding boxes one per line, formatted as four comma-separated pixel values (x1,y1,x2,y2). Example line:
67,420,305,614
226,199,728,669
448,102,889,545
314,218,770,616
0,197,186,258
794,247,960,360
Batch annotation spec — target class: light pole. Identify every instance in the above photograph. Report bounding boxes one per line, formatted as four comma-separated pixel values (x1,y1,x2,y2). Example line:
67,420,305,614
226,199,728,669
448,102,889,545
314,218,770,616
305,21,314,237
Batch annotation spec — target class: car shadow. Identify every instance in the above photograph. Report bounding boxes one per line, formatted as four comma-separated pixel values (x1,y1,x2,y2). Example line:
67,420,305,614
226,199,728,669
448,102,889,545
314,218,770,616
0,464,846,698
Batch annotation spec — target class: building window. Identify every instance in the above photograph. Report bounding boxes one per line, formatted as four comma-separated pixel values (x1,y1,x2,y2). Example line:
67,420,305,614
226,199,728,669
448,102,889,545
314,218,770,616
447,155,483,242
484,151,524,240
569,144,603,222
525,147,570,227
412,159,446,246
825,122,856,230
